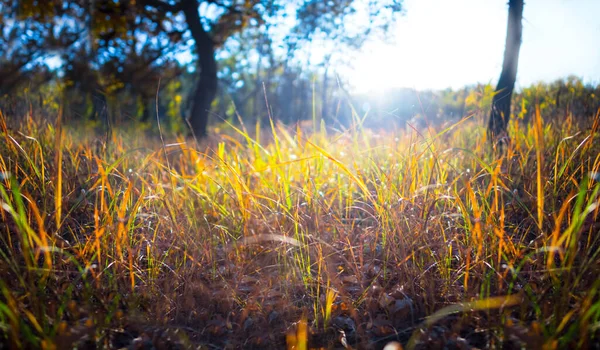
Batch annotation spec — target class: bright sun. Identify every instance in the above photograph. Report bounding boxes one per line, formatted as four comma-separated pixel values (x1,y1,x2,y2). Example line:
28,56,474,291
346,0,507,94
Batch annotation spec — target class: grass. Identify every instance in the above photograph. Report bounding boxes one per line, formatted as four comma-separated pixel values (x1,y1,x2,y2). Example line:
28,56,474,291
0,104,599,349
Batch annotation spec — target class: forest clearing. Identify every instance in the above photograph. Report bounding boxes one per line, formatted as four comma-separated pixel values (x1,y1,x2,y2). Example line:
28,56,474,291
2,0,600,348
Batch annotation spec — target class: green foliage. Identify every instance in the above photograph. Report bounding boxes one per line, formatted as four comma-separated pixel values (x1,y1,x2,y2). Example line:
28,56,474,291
465,83,496,113
514,76,600,123
3,0,404,136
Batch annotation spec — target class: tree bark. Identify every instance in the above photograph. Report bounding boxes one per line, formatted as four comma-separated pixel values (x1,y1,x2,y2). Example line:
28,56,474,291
488,0,524,141
182,0,218,138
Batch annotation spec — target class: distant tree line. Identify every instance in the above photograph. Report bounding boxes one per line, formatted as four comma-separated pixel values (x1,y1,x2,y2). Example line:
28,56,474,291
340,78,599,132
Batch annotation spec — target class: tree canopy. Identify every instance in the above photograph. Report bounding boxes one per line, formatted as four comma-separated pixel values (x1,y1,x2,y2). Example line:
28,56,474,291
3,0,403,136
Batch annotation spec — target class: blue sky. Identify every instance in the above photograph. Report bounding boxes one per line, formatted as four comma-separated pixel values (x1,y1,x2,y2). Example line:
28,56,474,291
348,0,600,92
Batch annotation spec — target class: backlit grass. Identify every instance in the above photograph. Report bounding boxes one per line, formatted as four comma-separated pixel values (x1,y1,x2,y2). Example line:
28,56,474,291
1,108,599,349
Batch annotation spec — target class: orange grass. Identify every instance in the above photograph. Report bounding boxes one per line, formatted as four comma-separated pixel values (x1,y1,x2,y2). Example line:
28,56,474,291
0,105,599,349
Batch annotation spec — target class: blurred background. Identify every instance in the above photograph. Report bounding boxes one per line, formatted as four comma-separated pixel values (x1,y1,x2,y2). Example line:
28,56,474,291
1,0,599,136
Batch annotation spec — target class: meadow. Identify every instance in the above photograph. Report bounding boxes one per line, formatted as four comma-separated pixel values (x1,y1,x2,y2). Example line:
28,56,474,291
1,94,599,349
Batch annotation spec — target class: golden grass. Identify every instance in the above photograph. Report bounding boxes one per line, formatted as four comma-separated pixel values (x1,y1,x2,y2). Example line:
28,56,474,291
0,108,599,349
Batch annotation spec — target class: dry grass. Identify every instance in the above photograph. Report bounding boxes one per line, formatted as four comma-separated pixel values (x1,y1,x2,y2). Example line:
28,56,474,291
1,107,599,349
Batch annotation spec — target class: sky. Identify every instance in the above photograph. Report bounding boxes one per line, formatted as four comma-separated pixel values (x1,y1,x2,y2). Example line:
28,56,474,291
347,0,600,93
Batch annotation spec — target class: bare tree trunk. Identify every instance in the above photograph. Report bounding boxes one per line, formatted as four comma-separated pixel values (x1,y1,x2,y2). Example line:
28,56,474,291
183,0,217,138
488,0,524,142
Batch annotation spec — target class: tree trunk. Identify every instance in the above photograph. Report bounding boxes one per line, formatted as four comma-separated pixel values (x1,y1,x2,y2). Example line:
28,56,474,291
139,95,151,123
182,1,217,138
488,0,524,141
